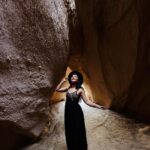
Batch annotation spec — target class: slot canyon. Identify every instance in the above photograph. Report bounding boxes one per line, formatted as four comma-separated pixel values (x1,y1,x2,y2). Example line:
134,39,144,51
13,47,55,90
0,0,150,149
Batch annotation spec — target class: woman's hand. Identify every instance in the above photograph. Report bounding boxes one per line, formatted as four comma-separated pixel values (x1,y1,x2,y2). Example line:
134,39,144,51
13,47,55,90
55,77,68,91
96,104,105,109
62,77,68,82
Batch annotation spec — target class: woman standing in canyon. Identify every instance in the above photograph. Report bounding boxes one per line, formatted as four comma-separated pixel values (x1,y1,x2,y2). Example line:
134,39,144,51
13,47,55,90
56,70,104,150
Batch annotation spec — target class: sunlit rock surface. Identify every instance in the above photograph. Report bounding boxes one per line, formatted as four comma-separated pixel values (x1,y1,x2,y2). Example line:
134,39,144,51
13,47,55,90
22,101,150,150
0,0,69,149
68,0,150,122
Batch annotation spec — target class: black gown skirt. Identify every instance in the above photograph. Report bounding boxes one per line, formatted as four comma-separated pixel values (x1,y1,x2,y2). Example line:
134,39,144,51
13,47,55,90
64,90,87,150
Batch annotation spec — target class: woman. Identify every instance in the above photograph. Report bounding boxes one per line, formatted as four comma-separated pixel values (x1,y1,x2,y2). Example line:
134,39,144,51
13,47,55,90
55,70,105,150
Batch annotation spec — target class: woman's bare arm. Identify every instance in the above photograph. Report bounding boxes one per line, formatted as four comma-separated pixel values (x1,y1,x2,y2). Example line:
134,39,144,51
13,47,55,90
80,88,105,109
55,77,68,92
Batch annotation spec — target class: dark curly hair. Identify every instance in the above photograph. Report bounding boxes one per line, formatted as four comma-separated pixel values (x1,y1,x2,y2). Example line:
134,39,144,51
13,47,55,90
67,70,84,89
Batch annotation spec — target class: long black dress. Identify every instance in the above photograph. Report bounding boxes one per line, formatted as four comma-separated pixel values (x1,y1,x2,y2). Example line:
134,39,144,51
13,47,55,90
64,89,88,150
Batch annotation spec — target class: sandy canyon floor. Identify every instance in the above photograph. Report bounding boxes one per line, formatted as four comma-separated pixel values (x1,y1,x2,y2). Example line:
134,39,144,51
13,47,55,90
23,100,150,150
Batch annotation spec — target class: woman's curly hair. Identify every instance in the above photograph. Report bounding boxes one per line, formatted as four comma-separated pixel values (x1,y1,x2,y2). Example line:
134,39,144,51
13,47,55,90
67,70,84,89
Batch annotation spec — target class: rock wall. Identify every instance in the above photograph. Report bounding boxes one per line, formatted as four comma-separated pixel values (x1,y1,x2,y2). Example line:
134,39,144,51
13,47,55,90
123,0,150,122
0,0,69,149
70,0,150,122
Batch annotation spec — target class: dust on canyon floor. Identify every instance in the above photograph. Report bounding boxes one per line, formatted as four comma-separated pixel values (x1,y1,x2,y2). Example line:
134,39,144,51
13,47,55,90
23,100,150,150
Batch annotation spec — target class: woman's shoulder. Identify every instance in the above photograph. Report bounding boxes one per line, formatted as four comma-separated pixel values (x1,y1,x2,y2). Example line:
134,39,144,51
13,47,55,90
80,86,84,90
78,87,85,92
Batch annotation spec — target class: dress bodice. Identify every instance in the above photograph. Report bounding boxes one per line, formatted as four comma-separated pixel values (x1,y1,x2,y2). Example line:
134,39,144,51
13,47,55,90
66,90,81,103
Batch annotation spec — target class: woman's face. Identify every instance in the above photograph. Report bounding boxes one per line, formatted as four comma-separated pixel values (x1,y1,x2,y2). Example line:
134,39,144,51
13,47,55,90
71,74,79,83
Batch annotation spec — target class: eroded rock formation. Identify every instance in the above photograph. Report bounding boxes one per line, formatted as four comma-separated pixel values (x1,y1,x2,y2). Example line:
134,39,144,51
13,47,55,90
69,0,150,122
0,0,69,149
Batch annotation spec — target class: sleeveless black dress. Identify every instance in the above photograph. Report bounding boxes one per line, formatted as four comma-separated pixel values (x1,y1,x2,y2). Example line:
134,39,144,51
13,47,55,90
64,89,88,150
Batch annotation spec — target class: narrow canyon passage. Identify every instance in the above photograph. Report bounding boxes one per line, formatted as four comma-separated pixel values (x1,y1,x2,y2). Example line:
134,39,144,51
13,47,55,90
0,0,150,149
23,100,150,150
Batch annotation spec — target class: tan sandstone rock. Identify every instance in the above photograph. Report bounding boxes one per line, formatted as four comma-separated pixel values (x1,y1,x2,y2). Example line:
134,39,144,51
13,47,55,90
71,0,150,122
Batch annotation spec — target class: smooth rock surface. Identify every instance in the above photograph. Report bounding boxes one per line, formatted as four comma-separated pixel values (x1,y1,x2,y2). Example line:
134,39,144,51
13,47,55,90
68,0,150,122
